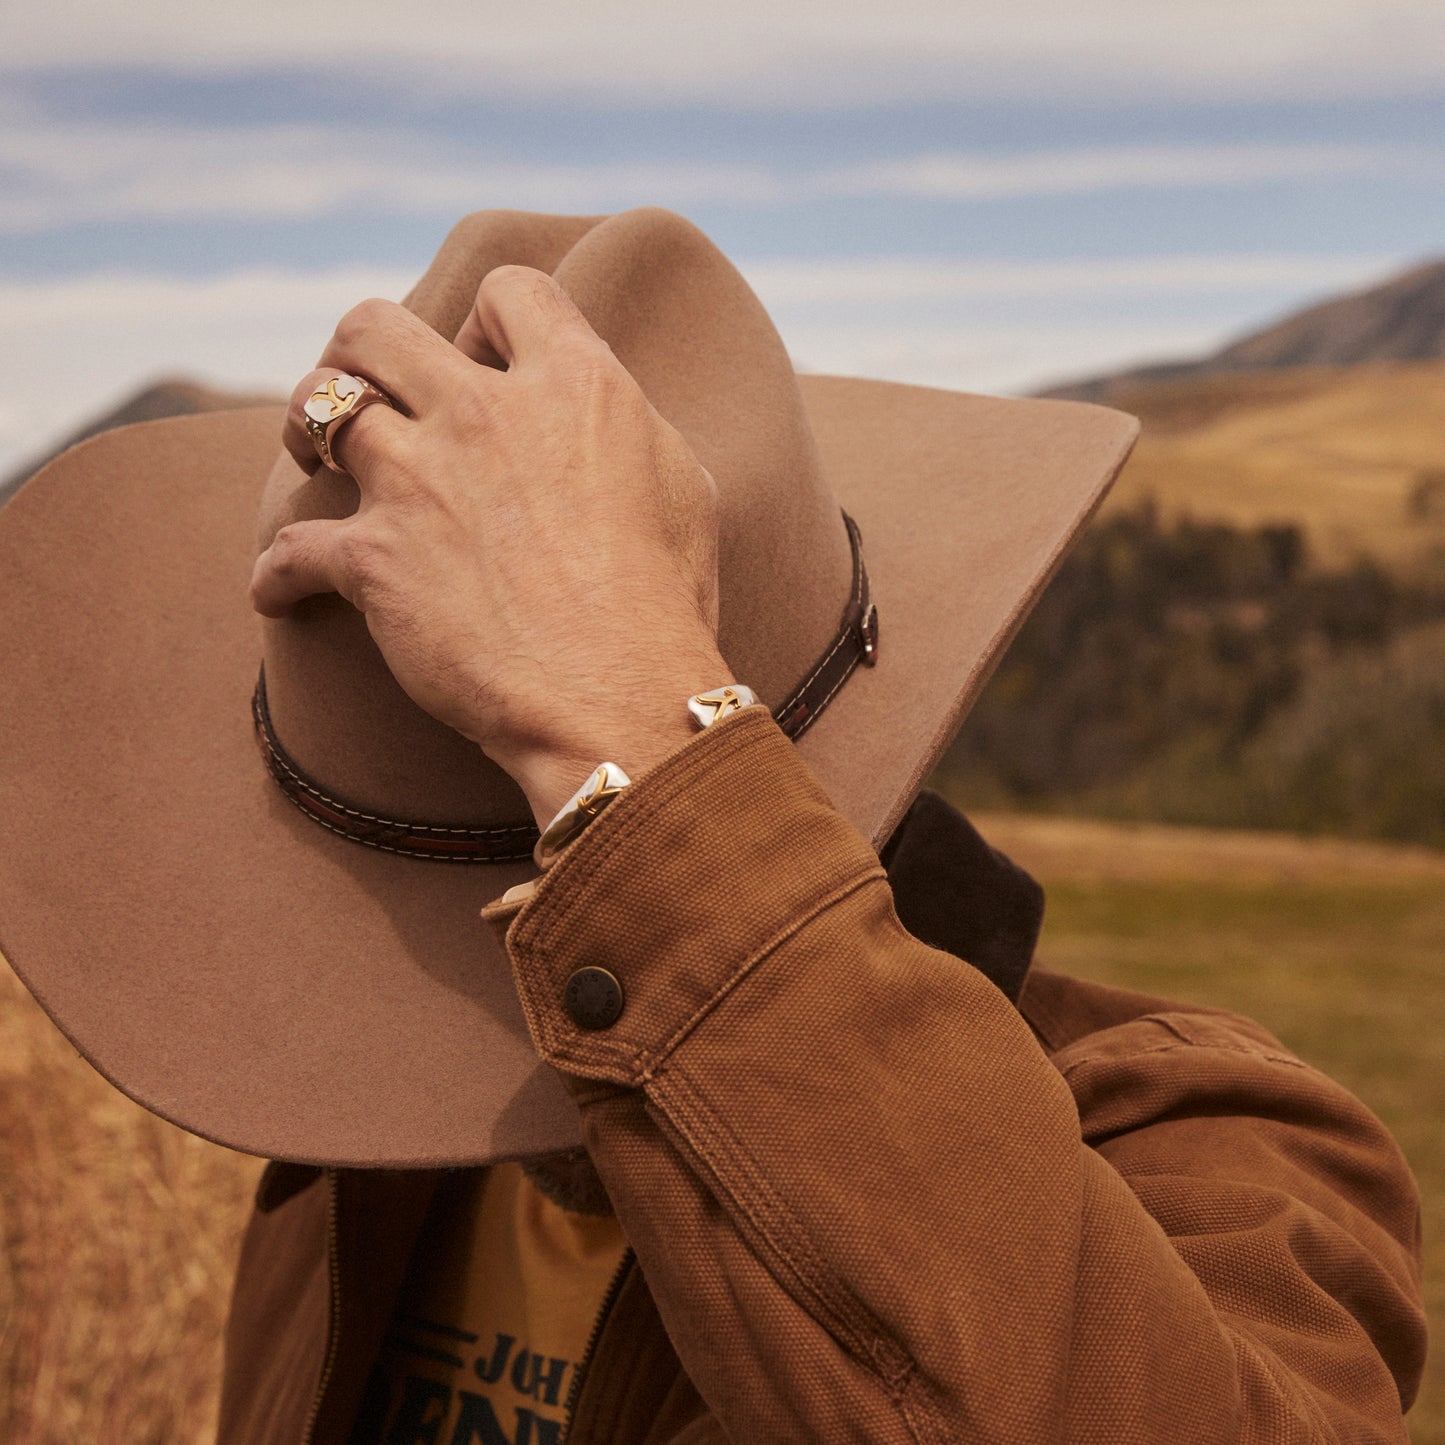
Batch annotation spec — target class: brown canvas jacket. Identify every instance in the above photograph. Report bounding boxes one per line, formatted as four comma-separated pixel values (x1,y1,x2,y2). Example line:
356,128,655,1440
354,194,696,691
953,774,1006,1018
219,710,1426,1444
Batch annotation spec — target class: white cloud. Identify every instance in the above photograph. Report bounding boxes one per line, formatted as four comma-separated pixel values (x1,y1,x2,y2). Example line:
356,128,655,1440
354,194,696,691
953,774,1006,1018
4,0,1445,103
816,145,1415,201
0,119,1422,233
0,252,1402,476
0,269,413,471
0,120,785,231
742,253,1397,306
779,321,1232,395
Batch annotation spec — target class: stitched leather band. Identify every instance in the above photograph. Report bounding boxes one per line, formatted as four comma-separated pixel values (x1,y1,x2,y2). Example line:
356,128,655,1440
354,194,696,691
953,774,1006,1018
253,511,877,862
773,511,878,741
252,678,538,862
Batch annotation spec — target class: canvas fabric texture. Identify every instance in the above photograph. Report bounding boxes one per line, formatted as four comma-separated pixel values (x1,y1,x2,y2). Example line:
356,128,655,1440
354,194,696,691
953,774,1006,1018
219,712,1426,1444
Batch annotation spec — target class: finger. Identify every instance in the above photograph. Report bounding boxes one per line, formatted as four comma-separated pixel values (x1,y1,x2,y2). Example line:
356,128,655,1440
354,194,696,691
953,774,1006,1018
317,297,475,414
455,264,600,370
284,368,409,484
450,303,509,371
250,517,355,617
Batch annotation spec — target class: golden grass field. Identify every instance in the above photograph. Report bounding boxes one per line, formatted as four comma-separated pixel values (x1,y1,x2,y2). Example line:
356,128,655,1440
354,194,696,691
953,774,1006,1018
0,955,261,1442
1100,361,1445,572
2,811,1441,1440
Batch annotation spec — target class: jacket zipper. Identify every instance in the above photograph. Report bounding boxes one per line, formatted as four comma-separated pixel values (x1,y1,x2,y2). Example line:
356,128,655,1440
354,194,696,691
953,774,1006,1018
561,1246,636,1443
301,1168,343,1445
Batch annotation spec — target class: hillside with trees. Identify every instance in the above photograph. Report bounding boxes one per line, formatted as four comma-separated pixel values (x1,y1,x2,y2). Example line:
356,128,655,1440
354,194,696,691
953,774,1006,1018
938,500,1445,846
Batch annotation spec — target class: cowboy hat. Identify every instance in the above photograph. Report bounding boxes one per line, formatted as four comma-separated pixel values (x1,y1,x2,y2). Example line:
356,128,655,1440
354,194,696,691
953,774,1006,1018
0,207,1137,1168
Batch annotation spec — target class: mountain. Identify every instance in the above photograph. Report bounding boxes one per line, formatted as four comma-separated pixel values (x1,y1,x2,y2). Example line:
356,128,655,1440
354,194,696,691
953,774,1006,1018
1043,258,1445,402
0,378,278,508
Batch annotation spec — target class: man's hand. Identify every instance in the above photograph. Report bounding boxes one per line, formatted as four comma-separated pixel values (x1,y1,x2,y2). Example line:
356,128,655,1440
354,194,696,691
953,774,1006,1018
250,266,732,827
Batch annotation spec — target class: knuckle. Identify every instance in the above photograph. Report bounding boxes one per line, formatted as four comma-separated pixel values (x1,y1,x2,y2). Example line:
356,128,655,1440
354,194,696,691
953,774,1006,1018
480,263,539,296
269,523,307,567
476,267,516,312
334,296,396,345
481,264,568,322
524,268,563,308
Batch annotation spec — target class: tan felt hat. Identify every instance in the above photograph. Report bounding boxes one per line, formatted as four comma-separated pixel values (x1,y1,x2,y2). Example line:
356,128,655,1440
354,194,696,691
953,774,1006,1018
0,208,1137,1168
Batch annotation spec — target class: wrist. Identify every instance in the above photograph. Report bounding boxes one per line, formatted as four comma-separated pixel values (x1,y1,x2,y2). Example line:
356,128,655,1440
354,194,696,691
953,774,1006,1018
499,665,738,830
510,719,694,830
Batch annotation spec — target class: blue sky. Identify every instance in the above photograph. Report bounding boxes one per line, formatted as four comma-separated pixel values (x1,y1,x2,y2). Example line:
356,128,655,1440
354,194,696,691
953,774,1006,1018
2,0,1442,474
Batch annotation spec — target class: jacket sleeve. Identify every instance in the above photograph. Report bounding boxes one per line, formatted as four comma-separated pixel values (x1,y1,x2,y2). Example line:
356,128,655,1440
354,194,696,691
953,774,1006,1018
486,708,1426,1444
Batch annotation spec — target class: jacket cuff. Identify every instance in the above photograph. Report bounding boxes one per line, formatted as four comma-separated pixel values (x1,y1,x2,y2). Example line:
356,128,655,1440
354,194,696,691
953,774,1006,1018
484,706,885,1087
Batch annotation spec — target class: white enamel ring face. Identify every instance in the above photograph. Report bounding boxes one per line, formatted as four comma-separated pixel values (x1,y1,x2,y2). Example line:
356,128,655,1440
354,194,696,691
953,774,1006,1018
304,373,367,428
303,373,390,474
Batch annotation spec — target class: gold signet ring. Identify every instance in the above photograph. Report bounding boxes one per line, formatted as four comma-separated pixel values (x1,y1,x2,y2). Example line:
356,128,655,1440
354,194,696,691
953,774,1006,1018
302,372,393,475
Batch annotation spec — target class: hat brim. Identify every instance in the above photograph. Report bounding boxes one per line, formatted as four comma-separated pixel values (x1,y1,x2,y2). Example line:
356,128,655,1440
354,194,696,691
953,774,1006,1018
0,378,1135,1167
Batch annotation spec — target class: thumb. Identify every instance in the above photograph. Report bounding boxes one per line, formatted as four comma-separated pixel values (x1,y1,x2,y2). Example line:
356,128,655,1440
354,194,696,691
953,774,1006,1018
250,518,357,617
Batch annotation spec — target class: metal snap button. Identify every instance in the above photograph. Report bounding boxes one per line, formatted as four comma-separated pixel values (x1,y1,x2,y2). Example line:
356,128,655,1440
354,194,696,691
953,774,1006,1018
563,967,625,1030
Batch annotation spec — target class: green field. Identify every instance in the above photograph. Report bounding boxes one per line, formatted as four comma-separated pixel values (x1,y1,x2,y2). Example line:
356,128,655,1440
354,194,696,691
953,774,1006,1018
969,809,1445,1441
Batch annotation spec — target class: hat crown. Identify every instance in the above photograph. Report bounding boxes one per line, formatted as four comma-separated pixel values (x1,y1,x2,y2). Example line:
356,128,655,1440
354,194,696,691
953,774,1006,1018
257,208,854,827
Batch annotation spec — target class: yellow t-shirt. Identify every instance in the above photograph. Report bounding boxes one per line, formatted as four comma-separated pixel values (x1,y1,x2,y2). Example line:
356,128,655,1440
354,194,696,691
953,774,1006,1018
358,1162,628,1444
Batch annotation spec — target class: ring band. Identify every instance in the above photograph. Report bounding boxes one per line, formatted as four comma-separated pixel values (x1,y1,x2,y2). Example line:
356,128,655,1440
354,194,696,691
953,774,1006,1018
303,372,393,475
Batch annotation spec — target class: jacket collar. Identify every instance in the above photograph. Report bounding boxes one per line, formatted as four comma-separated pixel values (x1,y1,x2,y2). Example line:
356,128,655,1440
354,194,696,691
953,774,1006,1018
881,790,1043,1005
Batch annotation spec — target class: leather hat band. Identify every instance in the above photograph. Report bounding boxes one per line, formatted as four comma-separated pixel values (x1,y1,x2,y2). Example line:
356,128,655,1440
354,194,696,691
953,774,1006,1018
253,511,877,862
252,677,539,862
773,511,878,741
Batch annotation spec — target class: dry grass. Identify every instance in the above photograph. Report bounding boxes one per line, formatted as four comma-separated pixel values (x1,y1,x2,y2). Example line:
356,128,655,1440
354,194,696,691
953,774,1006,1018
3,814,1441,1439
0,953,261,1443
1102,361,1445,571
